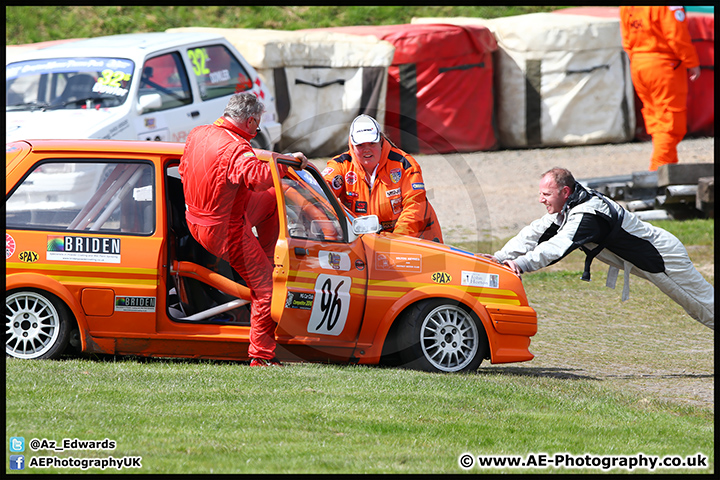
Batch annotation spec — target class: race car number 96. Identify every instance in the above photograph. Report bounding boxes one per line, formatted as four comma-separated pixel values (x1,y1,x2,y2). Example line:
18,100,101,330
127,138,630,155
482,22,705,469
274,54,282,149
308,274,351,336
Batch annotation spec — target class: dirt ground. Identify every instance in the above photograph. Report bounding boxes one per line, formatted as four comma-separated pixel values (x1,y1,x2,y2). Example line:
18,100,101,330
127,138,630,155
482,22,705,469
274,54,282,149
312,137,714,245
311,136,715,411
412,136,716,245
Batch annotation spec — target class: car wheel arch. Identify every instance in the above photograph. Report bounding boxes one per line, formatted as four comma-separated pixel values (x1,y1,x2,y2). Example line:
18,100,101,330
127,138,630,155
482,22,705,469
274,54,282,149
373,286,496,364
6,273,87,352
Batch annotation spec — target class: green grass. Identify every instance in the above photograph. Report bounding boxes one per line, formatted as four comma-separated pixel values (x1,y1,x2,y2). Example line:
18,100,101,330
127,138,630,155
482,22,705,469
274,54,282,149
6,220,713,474
648,218,715,245
6,6,568,45
453,219,714,255
5,359,713,474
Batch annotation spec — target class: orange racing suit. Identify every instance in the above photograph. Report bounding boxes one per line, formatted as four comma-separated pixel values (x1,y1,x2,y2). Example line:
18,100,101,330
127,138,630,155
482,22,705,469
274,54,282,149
620,6,700,171
323,138,443,243
179,116,288,360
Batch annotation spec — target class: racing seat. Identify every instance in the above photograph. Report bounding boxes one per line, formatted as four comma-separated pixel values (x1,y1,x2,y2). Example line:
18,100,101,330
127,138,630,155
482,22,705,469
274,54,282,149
166,173,251,324
50,74,99,107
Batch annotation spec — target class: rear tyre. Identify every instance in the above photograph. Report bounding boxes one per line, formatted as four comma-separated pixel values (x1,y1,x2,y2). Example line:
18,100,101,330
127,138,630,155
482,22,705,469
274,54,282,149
6,290,71,359
396,299,487,373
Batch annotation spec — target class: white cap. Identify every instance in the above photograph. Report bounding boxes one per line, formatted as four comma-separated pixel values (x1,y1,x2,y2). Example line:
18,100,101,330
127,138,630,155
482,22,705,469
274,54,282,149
349,114,381,145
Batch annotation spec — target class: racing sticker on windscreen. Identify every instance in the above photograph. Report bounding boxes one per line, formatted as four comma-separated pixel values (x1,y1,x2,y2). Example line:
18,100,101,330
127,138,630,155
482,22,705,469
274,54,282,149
308,274,351,336
115,296,156,313
46,235,121,263
461,270,499,289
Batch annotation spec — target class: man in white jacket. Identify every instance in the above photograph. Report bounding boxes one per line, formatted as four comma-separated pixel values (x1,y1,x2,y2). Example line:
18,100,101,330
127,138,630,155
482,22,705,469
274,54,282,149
486,167,713,329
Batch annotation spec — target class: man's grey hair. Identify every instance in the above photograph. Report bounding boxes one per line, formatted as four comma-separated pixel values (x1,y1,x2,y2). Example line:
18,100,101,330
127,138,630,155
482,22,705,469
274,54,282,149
542,167,576,192
223,92,265,123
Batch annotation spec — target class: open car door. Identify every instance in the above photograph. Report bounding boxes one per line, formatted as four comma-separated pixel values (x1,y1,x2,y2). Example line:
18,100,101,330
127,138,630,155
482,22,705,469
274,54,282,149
264,152,369,361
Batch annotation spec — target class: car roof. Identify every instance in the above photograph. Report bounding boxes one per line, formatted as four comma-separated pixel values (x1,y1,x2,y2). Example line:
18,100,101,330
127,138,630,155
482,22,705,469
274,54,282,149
7,32,227,61
10,138,186,155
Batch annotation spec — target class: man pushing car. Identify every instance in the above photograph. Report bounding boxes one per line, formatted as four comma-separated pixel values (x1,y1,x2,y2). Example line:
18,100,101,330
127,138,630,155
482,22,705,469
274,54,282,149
483,167,714,330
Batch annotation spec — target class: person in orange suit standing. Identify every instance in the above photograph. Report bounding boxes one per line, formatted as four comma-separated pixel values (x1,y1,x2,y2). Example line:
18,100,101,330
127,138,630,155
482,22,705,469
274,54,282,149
323,115,443,243
619,6,701,171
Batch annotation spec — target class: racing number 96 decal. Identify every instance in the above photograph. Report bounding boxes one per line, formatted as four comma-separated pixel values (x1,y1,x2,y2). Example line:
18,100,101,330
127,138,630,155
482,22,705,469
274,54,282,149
308,274,351,336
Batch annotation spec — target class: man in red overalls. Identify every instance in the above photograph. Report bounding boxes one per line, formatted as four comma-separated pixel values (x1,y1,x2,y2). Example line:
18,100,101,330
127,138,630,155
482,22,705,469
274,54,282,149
620,6,701,171
179,92,308,366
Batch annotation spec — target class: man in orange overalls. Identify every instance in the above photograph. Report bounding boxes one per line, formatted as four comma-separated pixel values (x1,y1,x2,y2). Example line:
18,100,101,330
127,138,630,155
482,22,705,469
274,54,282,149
620,6,701,171
323,115,443,243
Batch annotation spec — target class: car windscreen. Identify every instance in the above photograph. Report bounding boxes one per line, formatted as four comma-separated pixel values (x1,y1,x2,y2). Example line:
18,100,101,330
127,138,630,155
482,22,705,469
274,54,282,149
6,57,135,111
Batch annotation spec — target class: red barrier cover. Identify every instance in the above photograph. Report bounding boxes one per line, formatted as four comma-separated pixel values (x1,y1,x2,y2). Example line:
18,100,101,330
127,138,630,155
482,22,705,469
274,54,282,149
306,23,499,153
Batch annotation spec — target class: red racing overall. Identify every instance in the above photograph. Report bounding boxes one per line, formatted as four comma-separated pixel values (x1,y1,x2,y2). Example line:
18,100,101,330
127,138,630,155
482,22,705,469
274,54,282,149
179,116,287,360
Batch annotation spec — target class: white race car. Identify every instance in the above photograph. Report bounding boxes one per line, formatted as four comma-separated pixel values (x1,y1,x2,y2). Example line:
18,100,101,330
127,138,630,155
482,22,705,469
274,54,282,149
6,32,281,148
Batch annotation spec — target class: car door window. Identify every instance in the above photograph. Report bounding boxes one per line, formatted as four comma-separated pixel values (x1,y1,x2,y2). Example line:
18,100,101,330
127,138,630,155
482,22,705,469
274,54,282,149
138,52,192,112
6,161,155,235
189,44,253,101
282,169,344,242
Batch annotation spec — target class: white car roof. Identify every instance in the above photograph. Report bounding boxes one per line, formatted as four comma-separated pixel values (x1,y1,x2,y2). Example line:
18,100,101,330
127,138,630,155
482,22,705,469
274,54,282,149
7,32,229,63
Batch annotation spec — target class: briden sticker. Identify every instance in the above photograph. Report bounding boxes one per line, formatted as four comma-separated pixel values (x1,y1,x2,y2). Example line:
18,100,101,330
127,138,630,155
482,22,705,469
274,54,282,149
461,270,499,289
47,235,121,263
115,296,156,312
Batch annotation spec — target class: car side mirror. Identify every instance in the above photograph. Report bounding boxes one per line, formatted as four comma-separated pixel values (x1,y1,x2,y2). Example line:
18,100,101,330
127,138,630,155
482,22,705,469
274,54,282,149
137,93,162,114
351,215,382,235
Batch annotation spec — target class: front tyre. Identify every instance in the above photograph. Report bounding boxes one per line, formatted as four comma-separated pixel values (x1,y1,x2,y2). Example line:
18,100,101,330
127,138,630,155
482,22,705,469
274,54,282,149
6,290,71,359
397,299,488,373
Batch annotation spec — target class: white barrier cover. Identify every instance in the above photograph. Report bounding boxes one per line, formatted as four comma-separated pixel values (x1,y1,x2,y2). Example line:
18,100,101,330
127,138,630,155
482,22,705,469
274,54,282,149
168,27,396,156
413,13,635,148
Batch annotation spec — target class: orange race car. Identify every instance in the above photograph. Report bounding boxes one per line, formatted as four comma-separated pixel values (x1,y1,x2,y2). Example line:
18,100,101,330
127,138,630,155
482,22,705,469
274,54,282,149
6,139,537,373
